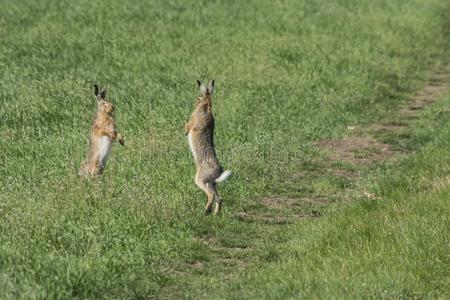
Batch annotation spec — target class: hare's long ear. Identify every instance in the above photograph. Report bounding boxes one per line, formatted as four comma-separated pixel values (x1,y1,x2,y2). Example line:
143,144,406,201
207,80,215,95
93,84,100,99
198,80,207,96
100,89,107,99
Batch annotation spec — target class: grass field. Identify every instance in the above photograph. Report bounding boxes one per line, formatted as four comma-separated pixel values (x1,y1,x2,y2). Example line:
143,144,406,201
1,0,450,298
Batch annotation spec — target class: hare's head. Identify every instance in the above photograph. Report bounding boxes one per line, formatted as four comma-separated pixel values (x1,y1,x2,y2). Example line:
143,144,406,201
94,85,115,114
194,80,215,111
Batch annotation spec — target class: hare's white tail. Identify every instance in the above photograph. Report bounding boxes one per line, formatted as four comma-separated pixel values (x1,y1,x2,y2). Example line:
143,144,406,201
215,170,232,183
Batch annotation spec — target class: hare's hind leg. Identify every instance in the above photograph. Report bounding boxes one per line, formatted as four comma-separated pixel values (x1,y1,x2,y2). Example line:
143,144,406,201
195,175,215,215
78,166,87,177
204,188,214,215
85,159,101,176
212,186,222,215
202,184,215,215
78,160,88,176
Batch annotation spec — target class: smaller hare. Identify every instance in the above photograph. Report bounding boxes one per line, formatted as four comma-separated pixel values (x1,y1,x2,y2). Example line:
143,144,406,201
78,85,124,177
185,80,231,215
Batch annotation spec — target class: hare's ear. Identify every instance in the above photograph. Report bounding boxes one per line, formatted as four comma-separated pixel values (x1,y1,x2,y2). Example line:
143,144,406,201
197,80,207,96
100,89,107,99
207,80,215,95
93,84,100,99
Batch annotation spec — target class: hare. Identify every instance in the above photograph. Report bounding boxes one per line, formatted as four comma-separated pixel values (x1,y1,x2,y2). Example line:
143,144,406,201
78,85,124,177
185,80,232,215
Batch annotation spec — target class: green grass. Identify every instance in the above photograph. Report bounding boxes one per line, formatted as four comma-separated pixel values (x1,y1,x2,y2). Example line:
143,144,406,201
202,100,450,299
0,0,449,298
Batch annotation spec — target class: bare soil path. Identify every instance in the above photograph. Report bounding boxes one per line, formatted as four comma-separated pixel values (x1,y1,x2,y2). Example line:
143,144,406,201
235,63,450,224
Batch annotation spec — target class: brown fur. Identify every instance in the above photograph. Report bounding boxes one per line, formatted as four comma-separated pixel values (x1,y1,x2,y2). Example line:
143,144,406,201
79,85,124,177
185,80,229,215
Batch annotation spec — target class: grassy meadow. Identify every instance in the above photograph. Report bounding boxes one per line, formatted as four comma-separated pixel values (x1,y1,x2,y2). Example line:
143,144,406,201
0,0,449,298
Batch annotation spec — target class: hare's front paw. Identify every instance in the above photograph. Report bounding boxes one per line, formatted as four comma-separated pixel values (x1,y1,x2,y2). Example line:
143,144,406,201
110,131,117,140
118,133,125,146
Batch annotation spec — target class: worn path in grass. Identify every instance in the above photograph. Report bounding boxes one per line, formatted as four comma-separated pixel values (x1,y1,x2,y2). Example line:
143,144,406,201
233,62,450,224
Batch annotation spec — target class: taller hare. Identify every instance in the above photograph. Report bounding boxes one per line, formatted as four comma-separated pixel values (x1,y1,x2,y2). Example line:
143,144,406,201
185,80,232,215
79,85,124,177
